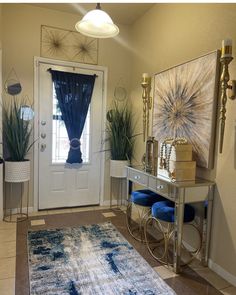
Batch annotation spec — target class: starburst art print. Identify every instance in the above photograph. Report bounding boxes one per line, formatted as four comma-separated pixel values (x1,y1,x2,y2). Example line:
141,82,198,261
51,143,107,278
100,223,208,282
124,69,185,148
41,25,98,65
152,51,220,168
71,32,98,64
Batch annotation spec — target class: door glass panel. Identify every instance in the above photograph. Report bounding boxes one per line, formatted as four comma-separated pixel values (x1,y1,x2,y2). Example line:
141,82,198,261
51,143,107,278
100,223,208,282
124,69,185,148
52,86,90,164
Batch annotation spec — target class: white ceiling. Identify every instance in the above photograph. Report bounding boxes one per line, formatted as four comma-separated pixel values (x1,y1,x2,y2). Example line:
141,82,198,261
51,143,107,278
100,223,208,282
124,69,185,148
31,3,154,25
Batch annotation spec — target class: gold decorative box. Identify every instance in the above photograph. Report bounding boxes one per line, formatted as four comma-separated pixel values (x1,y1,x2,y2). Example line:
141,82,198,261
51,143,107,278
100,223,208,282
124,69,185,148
163,144,193,162
158,158,196,181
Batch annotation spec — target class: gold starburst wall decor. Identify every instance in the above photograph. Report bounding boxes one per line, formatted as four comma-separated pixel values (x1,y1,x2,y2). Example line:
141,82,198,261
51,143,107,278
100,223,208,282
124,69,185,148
152,51,220,169
41,25,98,65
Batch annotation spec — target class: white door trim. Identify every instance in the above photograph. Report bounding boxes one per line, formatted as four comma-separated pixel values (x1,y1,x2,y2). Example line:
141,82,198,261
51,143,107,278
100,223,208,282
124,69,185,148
33,56,107,212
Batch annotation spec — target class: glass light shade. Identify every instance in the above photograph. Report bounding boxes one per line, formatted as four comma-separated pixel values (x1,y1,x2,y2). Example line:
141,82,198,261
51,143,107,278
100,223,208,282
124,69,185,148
75,9,119,39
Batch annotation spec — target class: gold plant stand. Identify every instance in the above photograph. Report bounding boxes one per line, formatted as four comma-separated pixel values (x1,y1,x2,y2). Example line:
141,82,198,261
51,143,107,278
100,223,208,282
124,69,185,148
3,181,29,223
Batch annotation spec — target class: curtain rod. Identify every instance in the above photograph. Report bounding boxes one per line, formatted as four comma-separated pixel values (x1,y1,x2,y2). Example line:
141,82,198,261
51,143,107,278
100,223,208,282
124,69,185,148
47,68,98,78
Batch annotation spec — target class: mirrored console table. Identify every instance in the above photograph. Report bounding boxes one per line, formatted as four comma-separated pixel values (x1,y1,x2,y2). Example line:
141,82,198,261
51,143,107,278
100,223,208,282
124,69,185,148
126,166,215,273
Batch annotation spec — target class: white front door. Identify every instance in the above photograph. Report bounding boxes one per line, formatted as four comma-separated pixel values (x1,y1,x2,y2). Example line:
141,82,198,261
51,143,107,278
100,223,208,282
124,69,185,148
37,62,104,209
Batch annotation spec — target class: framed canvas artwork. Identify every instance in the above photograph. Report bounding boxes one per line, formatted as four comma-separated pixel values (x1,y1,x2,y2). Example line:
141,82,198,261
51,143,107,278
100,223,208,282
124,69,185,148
41,25,98,65
152,50,220,169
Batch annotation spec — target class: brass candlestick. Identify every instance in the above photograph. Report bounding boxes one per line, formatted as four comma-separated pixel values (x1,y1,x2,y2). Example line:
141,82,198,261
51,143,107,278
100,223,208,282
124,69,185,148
219,39,236,153
141,74,152,142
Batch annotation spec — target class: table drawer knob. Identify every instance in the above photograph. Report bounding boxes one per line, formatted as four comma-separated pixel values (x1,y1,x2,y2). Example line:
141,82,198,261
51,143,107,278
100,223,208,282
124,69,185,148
157,185,164,190
134,175,141,180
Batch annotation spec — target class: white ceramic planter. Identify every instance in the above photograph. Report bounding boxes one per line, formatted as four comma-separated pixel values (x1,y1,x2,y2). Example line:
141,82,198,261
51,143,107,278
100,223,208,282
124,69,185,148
5,160,30,183
110,160,129,178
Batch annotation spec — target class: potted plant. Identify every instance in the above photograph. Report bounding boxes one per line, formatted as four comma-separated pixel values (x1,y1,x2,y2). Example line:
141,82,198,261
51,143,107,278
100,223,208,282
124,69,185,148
2,98,34,183
106,102,135,178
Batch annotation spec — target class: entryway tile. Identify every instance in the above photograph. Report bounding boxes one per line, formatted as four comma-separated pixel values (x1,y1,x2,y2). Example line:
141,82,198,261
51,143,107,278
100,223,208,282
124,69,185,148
102,212,116,218
31,219,45,226
221,286,236,294
0,222,16,230
0,277,15,295
0,257,15,279
29,210,48,217
0,241,16,259
195,268,231,290
93,205,110,211
71,207,94,213
153,265,179,280
47,209,72,215
0,229,16,243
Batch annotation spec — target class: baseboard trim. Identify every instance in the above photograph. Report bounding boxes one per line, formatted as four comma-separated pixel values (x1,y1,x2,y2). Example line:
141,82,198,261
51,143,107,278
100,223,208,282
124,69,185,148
209,259,236,287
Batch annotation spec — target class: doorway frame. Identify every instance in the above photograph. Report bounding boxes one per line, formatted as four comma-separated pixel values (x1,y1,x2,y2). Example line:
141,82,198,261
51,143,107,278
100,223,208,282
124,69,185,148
33,57,107,212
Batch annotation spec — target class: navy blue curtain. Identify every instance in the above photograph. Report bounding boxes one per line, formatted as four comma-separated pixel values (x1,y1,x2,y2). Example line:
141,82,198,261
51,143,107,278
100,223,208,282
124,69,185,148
49,69,96,164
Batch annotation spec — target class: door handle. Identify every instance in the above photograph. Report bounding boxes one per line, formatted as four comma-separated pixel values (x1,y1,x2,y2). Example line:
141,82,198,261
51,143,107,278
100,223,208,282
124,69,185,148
40,143,46,152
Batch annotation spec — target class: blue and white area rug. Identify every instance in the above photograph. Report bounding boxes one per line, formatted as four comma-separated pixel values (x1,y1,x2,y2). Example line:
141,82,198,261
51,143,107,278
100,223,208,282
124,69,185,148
28,222,176,295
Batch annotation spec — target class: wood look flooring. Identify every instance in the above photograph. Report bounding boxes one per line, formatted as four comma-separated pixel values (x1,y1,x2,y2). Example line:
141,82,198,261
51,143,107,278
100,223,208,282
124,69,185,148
0,206,234,294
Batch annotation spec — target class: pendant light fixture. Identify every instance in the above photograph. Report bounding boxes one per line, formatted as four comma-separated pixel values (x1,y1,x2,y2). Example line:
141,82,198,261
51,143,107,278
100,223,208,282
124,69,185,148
75,3,119,39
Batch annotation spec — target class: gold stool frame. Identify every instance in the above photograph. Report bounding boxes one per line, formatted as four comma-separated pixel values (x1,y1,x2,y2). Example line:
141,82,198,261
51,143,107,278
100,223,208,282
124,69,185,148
144,216,202,267
126,201,151,243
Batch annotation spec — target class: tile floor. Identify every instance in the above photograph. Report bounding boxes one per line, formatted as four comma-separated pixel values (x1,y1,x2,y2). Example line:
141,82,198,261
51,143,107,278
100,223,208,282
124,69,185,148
0,205,235,295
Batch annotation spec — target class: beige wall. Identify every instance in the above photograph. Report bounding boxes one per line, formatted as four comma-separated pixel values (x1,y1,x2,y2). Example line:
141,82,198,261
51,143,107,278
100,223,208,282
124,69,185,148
2,4,132,205
130,3,236,280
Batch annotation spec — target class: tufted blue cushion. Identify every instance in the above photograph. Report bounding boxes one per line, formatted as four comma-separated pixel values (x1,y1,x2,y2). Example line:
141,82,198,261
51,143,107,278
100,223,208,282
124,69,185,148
152,200,195,223
131,189,166,207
